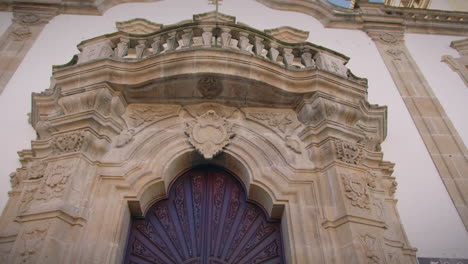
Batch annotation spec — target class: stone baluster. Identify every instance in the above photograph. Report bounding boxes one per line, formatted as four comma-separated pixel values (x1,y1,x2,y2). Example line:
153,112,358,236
202,27,213,47
115,37,129,58
282,48,294,67
238,32,250,51
181,29,193,48
301,49,315,68
220,28,232,49
151,36,163,55
135,40,146,58
166,32,179,51
253,36,264,57
267,42,279,63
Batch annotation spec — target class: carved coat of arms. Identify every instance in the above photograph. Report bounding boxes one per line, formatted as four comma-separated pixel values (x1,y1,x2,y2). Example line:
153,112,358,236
185,110,234,159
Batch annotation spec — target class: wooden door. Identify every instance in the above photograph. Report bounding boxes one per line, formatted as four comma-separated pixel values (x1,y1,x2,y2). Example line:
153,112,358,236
124,166,285,264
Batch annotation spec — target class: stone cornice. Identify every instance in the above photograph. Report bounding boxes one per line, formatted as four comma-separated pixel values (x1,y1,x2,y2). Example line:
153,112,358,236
257,0,468,36
0,0,159,16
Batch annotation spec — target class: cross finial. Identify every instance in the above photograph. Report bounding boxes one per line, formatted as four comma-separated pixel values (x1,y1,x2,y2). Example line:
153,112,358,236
208,0,223,13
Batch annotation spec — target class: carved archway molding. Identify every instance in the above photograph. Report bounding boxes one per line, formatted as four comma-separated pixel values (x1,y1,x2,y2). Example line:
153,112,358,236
0,12,416,264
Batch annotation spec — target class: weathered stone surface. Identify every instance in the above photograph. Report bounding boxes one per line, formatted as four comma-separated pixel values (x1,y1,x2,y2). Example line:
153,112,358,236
0,12,416,264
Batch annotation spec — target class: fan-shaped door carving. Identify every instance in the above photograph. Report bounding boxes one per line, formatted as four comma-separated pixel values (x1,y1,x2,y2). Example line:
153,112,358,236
124,166,285,264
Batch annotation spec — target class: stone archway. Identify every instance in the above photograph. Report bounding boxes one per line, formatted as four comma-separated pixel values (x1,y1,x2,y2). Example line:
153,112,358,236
124,165,285,264
0,11,418,264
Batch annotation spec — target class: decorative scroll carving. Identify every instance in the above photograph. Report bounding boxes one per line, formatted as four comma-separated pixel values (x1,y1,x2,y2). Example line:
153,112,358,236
197,76,223,99
185,110,234,159
336,141,363,164
248,112,292,133
20,227,48,264
51,132,84,154
359,234,382,264
27,161,47,179
342,174,370,209
127,105,179,128
285,136,301,154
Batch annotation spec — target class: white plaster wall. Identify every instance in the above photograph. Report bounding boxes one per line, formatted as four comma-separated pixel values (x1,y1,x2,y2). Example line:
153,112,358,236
0,0,467,259
0,12,12,35
406,34,468,145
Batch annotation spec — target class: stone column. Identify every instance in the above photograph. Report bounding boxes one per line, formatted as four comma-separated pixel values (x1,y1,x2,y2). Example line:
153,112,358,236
0,5,56,94
366,27,468,230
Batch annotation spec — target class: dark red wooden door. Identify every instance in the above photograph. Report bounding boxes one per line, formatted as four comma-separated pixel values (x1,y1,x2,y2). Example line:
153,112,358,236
124,166,285,264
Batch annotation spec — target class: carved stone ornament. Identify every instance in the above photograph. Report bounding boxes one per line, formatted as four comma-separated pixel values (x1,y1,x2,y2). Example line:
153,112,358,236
264,26,309,43
10,172,19,190
116,18,163,34
386,47,403,60
35,160,74,201
248,112,292,133
12,26,31,40
285,136,302,154
20,186,38,213
20,227,48,264
342,174,370,209
20,14,40,24
27,160,47,179
51,132,84,154
127,105,180,128
336,141,363,164
115,129,135,148
379,33,399,44
359,234,382,264
197,76,223,99
185,110,234,159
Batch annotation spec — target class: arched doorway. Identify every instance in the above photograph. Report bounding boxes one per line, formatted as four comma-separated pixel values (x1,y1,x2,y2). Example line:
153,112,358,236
124,166,285,264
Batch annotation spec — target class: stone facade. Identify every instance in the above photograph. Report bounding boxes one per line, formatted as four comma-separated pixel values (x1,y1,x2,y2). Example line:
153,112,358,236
0,12,418,263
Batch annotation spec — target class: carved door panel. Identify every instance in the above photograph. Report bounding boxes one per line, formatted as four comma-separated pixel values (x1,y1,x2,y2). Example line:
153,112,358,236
124,166,285,264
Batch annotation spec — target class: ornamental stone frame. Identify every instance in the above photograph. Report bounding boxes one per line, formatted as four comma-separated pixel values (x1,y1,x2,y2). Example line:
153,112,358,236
0,12,417,264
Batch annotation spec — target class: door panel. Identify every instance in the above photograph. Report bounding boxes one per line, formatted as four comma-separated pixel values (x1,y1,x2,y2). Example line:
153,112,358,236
124,166,284,264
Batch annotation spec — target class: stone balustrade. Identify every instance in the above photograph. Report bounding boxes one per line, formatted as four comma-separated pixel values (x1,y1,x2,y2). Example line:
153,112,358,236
54,19,367,85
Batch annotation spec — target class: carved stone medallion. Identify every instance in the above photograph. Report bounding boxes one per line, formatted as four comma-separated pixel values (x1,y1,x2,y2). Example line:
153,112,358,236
185,110,234,159
197,76,223,99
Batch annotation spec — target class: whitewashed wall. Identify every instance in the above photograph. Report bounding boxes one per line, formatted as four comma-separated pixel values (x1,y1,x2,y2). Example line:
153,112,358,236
0,0,467,258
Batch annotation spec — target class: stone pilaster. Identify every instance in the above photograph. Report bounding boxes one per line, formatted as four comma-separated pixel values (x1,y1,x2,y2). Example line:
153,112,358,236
0,5,57,94
366,27,468,230
296,94,417,264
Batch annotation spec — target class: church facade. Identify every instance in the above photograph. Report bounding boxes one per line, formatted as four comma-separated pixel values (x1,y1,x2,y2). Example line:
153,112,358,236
0,0,467,263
